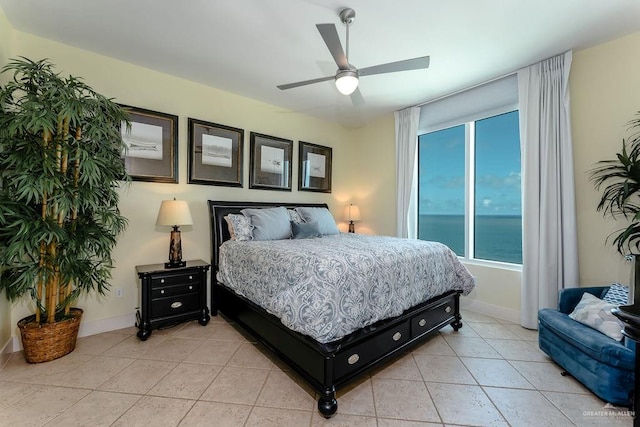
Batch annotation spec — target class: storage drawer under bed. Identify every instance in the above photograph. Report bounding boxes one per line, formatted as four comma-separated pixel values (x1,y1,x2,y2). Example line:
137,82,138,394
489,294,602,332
410,294,457,339
334,320,411,379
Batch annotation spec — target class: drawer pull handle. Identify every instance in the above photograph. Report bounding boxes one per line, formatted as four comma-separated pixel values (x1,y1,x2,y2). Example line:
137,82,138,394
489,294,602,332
392,332,402,341
189,285,193,290
445,306,452,313
189,276,193,280
347,354,360,365
160,279,165,284
160,290,165,294
170,301,183,309
418,318,427,327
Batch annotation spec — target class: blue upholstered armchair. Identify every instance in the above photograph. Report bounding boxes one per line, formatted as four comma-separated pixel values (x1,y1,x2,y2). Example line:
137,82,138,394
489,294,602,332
538,286,635,406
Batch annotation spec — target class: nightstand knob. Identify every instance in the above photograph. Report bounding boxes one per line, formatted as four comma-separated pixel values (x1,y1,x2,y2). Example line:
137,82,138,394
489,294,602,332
418,318,427,327
160,290,165,294
171,301,183,309
189,276,193,280
445,306,452,313
348,354,360,365
160,279,165,284
189,285,193,290
393,332,402,341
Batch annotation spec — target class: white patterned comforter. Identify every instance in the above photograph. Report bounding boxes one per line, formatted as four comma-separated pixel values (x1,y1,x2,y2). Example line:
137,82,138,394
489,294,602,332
217,234,475,343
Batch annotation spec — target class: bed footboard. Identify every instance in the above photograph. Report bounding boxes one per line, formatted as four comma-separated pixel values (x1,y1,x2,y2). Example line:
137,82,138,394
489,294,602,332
214,283,462,418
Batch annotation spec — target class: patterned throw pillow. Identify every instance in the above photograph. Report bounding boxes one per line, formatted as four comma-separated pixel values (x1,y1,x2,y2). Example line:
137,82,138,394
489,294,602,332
603,283,629,306
287,209,303,224
224,214,253,241
569,293,623,341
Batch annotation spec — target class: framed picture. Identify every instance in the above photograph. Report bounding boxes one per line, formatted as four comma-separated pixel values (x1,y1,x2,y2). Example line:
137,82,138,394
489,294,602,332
120,105,178,183
298,141,332,193
249,132,293,191
187,118,243,187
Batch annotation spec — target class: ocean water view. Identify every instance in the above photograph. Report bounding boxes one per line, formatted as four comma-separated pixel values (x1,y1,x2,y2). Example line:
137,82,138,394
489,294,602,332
418,214,522,264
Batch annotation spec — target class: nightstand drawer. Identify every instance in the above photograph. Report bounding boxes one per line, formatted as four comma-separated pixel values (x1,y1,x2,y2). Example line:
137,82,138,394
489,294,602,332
151,293,200,318
151,282,199,299
151,273,199,288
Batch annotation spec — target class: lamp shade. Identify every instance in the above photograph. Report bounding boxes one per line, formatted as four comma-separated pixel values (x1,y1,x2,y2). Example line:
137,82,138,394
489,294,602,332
345,204,361,222
335,69,359,95
156,200,193,227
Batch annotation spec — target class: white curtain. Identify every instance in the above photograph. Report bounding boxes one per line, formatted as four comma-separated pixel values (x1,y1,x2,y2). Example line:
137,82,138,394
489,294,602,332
518,51,579,329
395,107,421,238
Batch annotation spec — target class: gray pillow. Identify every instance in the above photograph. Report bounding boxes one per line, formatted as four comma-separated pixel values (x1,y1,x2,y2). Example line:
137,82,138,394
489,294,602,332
291,221,321,239
241,206,291,240
295,207,339,235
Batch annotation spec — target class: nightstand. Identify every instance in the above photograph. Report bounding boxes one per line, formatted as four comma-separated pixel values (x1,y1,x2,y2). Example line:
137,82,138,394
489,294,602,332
135,259,210,341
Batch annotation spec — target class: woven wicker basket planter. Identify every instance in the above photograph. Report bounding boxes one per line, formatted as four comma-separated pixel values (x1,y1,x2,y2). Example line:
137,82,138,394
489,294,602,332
18,308,83,363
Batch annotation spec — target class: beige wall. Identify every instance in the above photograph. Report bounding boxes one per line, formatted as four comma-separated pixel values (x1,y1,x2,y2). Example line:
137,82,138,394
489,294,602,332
4,29,357,341
571,31,640,287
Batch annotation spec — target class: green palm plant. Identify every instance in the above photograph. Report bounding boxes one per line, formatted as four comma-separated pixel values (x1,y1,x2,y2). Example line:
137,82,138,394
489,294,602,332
590,113,640,254
0,57,129,326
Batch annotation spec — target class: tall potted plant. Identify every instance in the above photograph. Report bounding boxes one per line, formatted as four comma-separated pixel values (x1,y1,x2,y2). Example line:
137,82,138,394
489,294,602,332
0,57,129,363
590,112,640,302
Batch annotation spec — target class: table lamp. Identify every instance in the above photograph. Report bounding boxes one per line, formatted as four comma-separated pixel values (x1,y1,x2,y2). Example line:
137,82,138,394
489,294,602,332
345,204,361,233
156,199,193,268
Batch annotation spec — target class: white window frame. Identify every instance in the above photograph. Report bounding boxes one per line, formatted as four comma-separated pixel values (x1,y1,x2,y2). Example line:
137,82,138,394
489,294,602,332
418,109,522,270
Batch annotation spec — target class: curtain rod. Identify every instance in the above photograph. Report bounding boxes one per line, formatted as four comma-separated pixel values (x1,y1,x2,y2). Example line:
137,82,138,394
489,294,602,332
412,49,571,109
412,70,517,109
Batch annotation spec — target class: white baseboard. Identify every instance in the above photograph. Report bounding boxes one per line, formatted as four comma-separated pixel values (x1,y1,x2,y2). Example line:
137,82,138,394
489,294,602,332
460,296,521,324
10,312,137,353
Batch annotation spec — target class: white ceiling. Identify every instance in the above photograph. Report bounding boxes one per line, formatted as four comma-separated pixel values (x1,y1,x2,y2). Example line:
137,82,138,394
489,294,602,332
2,0,640,128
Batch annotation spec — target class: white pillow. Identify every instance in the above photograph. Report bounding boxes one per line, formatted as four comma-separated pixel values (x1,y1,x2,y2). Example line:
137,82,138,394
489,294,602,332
224,214,253,241
295,207,339,235
568,293,624,341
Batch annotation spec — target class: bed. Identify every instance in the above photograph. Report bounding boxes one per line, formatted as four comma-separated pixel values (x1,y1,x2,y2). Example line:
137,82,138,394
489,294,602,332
208,200,474,418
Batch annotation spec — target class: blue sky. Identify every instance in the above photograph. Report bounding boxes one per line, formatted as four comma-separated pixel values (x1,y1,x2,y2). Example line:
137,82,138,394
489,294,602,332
418,111,521,216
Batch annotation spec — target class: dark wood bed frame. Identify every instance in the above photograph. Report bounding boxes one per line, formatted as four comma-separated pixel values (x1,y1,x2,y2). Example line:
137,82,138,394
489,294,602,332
208,200,463,418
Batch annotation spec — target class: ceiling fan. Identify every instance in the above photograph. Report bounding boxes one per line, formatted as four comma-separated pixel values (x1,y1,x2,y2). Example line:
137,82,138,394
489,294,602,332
276,8,430,98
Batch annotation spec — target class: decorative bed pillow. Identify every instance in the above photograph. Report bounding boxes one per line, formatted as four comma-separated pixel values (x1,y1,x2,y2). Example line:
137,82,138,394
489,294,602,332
295,207,339,235
291,221,322,239
287,209,303,224
603,283,629,306
241,206,291,240
224,214,253,241
568,293,624,341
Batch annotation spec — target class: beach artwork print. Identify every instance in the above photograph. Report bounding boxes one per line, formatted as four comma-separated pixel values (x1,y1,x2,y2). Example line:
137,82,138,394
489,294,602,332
307,152,326,178
202,134,233,167
122,121,163,160
260,145,285,174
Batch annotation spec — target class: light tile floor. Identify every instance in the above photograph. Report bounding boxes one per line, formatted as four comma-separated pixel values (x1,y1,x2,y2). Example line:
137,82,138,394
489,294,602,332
0,310,633,426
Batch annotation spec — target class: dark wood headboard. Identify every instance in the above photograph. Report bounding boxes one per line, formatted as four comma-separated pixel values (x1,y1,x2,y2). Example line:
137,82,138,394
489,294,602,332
207,200,329,271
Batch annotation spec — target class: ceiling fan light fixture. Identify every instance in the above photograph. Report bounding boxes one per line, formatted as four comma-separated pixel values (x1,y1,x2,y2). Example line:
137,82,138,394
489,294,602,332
335,69,359,95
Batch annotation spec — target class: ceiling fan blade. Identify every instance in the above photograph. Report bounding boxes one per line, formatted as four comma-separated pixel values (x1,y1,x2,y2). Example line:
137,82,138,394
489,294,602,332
358,56,430,77
277,75,334,91
350,88,364,106
316,23,349,69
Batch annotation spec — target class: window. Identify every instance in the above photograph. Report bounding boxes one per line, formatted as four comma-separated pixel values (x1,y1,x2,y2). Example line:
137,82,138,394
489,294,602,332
418,111,522,264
